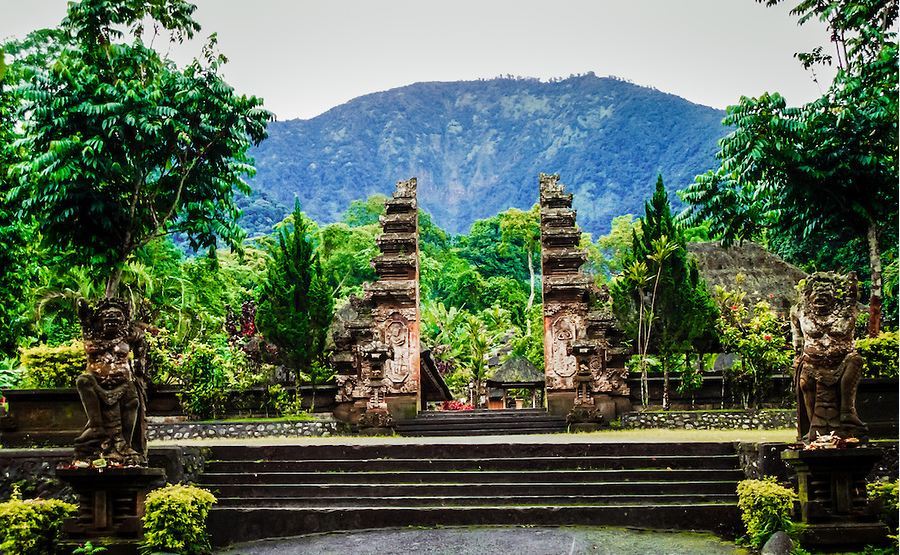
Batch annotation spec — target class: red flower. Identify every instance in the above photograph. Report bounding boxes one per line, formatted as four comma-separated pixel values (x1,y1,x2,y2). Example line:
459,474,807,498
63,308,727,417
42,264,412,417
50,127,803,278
730,305,739,311
763,334,772,341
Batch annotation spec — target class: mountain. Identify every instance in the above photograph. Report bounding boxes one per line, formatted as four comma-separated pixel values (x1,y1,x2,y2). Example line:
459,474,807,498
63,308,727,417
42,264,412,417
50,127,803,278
242,73,727,236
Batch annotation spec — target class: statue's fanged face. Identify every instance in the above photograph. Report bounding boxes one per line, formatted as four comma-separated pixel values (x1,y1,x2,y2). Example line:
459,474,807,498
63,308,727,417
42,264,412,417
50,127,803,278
100,307,125,338
808,286,836,315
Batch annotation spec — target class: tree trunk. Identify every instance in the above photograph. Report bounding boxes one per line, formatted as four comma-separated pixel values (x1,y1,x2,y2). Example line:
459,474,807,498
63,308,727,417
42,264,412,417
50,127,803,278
662,355,670,411
867,223,883,337
105,266,123,298
526,249,535,312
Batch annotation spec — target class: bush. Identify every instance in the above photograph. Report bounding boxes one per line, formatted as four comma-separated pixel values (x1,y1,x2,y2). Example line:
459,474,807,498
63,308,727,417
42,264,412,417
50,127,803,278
867,479,899,533
142,484,217,555
736,477,797,548
19,341,86,388
856,331,899,379
0,488,77,555
178,342,228,420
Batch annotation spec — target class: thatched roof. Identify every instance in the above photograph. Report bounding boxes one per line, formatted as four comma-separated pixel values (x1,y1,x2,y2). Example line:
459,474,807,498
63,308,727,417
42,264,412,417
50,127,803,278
687,241,807,316
487,356,543,385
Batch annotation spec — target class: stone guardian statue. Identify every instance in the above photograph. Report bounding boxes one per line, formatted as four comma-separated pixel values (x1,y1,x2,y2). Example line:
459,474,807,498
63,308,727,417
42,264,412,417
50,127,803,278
73,298,148,465
790,272,866,442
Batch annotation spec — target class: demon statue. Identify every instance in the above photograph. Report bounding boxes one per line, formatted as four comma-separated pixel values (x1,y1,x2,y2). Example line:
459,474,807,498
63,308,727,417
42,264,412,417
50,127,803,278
73,298,148,465
791,272,866,442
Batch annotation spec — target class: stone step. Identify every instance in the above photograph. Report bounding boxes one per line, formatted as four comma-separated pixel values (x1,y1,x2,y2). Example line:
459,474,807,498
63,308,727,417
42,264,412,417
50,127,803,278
396,427,567,437
207,504,742,547
396,423,567,434
199,468,744,485
205,442,738,461
413,409,548,417
204,454,740,472
212,493,739,508
198,480,740,498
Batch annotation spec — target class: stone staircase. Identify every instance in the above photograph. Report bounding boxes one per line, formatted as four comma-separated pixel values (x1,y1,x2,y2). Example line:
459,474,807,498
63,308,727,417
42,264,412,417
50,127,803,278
395,408,568,436
199,441,743,547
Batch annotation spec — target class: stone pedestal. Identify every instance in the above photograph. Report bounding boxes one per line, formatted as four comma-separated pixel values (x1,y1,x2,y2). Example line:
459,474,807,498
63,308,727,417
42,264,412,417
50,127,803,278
56,466,165,555
781,448,889,550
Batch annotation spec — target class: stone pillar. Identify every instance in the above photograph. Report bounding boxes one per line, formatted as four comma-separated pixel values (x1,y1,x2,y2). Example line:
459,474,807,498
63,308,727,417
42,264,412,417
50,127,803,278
539,173,631,421
781,449,889,550
330,178,421,424
357,341,395,435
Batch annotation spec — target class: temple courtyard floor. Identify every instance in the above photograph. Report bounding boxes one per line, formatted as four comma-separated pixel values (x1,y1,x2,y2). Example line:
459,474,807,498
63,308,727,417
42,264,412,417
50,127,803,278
150,427,797,446
216,525,752,555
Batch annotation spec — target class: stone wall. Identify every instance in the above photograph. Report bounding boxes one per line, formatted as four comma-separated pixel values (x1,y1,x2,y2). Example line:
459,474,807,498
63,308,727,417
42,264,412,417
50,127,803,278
620,409,795,430
0,446,205,502
738,440,899,483
147,418,340,441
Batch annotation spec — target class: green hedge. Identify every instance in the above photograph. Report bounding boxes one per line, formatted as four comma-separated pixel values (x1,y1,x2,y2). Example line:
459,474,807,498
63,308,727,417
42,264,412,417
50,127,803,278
736,477,797,548
857,331,899,379
0,491,77,555
142,484,217,555
19,341,86,388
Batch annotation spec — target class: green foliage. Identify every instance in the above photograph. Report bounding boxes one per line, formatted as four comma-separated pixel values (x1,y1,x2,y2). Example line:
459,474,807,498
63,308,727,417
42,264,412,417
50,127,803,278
867,480,899,513
683,0,898,332
856,331,899,378
611,175,718,407
584,214,640,283
0,357,23,389
73,541,108,555
177,341,228,420
142,484,216,555
317,221,378,299
256,202,335,383
736,477,797,549
0,488,77,555
714,287,793,407
19,341,85,388
3,0,271,296
342,194,387,227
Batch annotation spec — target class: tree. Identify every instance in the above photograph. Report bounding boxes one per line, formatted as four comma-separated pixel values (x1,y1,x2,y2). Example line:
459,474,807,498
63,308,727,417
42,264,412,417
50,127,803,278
5,0,271,298
256,202,334,385
583,214,640,283
714,287,792,408
498,205,541,311
612,176,718,409
683,0,898,336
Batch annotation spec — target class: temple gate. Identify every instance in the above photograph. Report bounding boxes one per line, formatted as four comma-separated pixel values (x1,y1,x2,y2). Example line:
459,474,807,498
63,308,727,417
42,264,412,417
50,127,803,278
538,173,631,425
331,178,421,426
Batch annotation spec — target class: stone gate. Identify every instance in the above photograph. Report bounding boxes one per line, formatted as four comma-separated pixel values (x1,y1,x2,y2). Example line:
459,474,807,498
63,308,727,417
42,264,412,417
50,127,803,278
331,173,631,426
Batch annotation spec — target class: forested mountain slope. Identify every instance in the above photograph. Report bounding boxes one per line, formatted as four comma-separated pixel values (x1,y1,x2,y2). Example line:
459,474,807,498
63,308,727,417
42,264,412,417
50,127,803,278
243,73,726,235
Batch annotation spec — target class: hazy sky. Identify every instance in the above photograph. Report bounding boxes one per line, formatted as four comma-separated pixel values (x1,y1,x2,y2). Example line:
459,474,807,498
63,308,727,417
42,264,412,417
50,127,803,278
1,0,835,120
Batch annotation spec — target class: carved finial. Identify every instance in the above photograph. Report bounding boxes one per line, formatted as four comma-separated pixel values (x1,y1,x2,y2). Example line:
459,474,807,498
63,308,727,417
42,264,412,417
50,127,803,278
539,172,566,198
395,177,417,198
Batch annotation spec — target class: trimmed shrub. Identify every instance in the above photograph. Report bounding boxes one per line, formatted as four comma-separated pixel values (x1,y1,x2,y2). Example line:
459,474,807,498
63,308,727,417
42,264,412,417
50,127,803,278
868,479,899,534
736,477,797,548
142,484,217,555
856,331,899,379
19,341,86,388
0,489,77,555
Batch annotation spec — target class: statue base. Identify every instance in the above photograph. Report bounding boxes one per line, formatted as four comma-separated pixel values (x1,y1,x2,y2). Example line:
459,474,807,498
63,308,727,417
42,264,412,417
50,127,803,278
358,407,394,436
56,466,165,555
781,447,890,550
567,403,604,432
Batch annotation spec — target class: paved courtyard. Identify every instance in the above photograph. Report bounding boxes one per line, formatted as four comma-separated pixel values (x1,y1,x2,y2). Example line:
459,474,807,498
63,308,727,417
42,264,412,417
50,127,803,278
217,526,751,555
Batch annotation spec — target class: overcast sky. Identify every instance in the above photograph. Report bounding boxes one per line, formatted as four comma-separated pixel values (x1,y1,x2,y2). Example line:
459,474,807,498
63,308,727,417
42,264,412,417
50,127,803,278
1,0,835,120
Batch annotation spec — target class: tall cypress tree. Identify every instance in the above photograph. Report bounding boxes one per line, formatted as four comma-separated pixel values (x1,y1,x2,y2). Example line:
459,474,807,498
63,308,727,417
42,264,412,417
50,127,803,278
257,201,334,385
612,175,717,408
